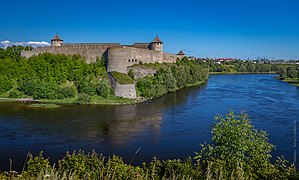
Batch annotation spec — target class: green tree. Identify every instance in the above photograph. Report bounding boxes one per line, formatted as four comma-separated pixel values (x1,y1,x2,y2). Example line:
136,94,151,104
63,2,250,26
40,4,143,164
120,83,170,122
195,111,278,179
287,67,298,78
97,80,112,98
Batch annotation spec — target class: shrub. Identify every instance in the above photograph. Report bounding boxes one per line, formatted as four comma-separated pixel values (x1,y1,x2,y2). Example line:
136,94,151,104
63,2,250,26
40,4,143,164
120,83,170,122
24,152,51,177
8,89,24,98
58,150,105,179
0,76,14,94
76,93,91,105
57,86,77,99
128,69,135,80
195,111,295,179
18,79,59,99
96,81,111,98
75,78,98,96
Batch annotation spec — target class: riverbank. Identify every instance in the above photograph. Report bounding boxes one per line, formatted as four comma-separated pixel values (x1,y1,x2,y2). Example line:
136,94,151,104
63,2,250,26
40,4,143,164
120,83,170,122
281,78,299,86
0,96,140,105
209,71,277,75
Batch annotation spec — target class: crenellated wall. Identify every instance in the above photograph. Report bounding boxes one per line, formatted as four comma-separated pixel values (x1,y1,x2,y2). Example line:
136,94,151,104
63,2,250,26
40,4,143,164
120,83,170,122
163,53,184,63
21,44,121,63
21,41,184,99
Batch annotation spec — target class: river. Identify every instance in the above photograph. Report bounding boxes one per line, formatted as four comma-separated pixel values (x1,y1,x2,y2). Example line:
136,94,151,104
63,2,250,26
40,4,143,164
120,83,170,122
0,74,298,171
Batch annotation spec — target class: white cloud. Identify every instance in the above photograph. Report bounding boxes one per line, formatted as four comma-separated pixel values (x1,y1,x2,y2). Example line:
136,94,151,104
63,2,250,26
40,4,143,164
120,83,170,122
0,40,50,49
1,40,10,44
27,41,50,45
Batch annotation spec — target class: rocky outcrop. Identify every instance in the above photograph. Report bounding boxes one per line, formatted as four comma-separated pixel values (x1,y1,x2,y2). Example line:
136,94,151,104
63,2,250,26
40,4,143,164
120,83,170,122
128,65,157,79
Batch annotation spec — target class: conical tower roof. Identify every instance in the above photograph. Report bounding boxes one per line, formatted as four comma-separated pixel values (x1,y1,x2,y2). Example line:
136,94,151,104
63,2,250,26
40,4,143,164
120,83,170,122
51,33,63,41
177,50,185,55
151,35,162,43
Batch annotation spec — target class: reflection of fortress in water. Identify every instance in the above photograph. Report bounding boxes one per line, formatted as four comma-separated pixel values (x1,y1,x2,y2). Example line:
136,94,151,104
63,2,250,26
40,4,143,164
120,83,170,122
108,104,162,145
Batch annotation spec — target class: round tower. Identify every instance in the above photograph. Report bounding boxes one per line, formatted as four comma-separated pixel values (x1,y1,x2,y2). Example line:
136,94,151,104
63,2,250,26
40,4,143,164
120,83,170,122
51,33,63,47
149,35,163,52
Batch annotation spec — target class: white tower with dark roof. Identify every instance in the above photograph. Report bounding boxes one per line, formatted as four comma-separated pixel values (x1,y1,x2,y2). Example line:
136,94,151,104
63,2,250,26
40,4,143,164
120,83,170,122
149,35,163,52
51,33,63,47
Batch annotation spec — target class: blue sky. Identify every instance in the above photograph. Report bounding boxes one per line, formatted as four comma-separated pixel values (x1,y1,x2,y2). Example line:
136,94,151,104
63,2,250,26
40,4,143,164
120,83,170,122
1,0,299,59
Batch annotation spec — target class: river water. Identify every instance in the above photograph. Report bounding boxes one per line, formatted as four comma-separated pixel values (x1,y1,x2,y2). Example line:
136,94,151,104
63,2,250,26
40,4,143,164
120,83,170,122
0,74,298,171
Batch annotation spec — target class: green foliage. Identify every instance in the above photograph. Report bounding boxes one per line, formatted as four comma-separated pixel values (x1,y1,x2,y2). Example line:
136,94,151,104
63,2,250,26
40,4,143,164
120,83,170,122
58,150,105,179
207,60,280,73
76,93,91,105
57,86,77,99
97,80,112,98
137,58,209,98
145,157,200,179
24,152,51,177
0,76,14,94
18,79,59,99
75,77,98,96
278,65,299,79
286,67,298,78
28,103,61,108
195,111,295,179
128,69,135,80
96,55,106,68
8,89,24,98
0,51,112,101
110,71,135,84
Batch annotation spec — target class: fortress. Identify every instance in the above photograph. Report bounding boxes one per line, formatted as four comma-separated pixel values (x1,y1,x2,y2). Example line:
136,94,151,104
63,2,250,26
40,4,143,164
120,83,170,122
21,34,186,98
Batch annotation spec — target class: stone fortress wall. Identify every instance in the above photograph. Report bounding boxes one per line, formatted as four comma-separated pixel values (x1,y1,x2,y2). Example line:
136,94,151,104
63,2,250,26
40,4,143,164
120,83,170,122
21,34,186,98
22,43,121,63
107,46,163,73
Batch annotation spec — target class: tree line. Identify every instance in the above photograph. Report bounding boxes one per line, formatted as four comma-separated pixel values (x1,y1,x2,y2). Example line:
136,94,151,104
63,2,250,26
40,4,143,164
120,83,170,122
278,65,299,79
135,57,209,98
207,60,281,73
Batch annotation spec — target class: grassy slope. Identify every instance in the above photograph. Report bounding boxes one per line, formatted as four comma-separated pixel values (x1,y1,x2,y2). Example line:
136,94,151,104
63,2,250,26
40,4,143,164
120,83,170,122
110,71,134,84
282,78,299,86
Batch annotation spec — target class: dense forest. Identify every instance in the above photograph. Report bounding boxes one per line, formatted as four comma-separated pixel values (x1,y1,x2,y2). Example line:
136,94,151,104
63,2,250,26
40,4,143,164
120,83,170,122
135,58,209,98
0,112,297,179
0,46,112,104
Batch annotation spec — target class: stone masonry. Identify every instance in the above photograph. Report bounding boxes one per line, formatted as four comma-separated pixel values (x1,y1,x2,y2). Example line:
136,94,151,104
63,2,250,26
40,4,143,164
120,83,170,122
21,34,186,98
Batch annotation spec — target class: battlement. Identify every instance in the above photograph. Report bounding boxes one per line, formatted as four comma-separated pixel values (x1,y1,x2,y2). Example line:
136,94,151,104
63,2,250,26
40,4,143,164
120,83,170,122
21,34,186,98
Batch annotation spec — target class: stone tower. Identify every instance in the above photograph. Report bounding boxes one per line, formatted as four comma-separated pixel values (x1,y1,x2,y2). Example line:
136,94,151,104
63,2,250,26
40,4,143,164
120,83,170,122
51,33,63,47
149,35,163,52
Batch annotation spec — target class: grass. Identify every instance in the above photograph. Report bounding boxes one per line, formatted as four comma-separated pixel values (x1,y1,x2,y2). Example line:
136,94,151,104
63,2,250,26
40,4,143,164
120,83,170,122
39,98,77,104
90,96,137,104
282,78,299,86
110,71,135,84
28,103,61,108
40,96,138,105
